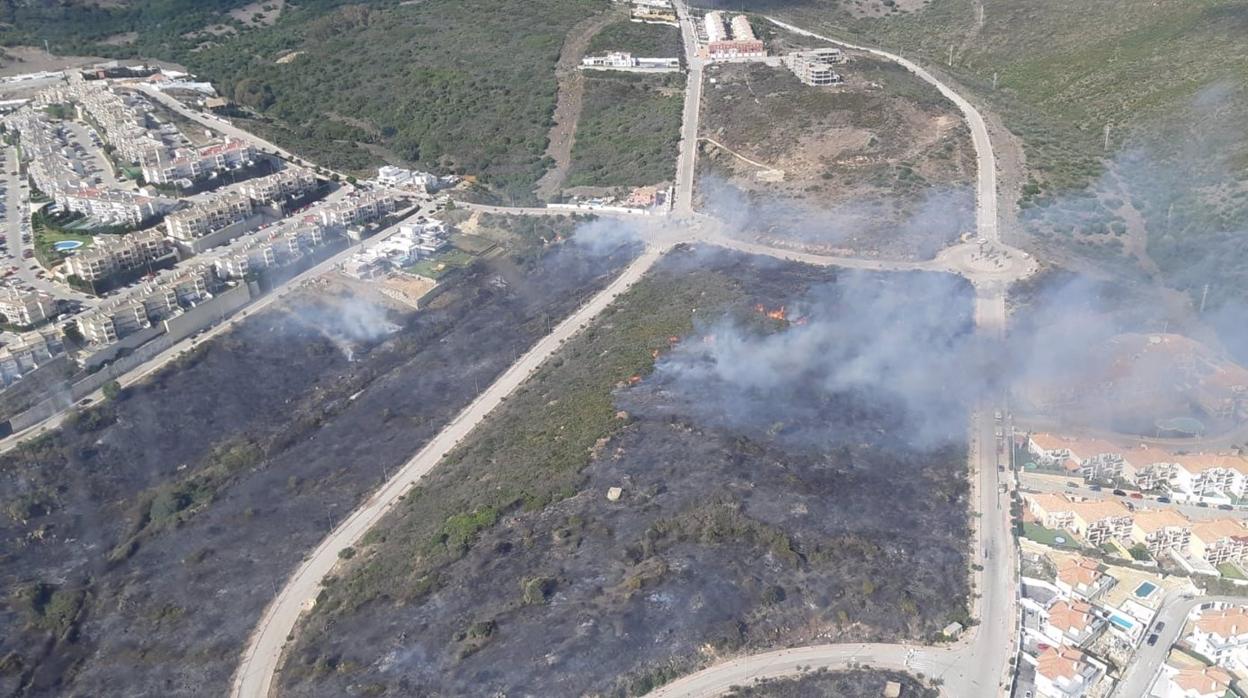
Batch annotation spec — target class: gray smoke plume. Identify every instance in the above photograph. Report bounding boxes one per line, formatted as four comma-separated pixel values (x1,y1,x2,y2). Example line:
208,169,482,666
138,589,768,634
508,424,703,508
633,268,988,450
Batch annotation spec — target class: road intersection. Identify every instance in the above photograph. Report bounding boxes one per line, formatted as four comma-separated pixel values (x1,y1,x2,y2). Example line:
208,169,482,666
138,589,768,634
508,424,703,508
225,6,1038,697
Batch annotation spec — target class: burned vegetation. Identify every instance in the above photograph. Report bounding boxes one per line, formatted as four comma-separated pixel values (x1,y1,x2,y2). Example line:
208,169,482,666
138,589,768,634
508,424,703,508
0,215,637,697
279,248,975,697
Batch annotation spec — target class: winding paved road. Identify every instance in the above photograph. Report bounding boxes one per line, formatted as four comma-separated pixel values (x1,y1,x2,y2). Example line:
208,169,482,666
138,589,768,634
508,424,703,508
230,244,670,698
232,9,1035,697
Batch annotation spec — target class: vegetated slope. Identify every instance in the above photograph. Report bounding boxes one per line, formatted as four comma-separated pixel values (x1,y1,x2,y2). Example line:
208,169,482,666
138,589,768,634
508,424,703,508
1,0,606,201
697,55,975,260
0,215,638,696
278,248,974,697
758,0,1248,324
565,71,685,190
587,19,684,59
722,668,940,698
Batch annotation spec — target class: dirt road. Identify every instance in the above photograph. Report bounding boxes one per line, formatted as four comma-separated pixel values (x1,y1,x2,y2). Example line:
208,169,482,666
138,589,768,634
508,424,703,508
533,9,622,200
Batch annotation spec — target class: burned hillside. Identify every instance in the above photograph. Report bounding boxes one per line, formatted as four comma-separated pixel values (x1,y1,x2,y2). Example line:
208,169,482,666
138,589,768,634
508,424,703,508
0,218,638,697
278,248,976,698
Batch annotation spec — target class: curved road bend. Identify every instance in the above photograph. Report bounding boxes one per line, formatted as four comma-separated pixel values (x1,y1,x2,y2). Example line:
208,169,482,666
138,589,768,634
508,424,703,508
646,14,1026,698
766,18,999,245
230,244,668,698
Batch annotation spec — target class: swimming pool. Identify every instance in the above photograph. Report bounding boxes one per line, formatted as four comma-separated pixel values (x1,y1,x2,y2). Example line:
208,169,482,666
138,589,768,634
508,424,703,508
1109,614,1135,631
52,240,84,252
1134,581,1158,598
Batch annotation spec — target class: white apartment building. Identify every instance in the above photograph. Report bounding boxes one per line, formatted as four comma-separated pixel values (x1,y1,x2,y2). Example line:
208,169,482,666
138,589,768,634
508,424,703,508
63,229,175,283
61,187,166,226
0,288,57,327
75,263,215,345
141,139,257,185
0,329,64,385
238,167,317,203
1131,509,1193,558
1189,519,1248,566
1025,493,1134,547
317,191,397,229
165,193,254,242
211,222,329,280
1186,605,1248,671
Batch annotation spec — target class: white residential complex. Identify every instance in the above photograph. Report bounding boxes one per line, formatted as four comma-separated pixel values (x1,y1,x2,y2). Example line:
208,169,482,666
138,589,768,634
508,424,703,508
0,288,57,327
164,192,255,244
238,167,318,204
1027,433,1248,503
210,221,328,280
141,138,256,185
63,229,176,284
316,190,397,229
700,11,766,61
342,219,448,279
0,329,64,386
1026,492,1248,569
75,263,215,345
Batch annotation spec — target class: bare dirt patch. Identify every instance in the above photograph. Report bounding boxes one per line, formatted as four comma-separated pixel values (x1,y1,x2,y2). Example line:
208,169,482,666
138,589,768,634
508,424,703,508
697,54,976,261
534,7,626,200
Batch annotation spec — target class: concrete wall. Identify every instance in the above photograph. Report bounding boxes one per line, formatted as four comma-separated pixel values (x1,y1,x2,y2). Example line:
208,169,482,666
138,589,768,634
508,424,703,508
176,212,270,255
7,283,256,433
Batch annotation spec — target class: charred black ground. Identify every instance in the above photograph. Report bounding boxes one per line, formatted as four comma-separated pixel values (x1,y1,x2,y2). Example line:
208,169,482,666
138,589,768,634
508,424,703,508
279,247,975,697
0,216,637,697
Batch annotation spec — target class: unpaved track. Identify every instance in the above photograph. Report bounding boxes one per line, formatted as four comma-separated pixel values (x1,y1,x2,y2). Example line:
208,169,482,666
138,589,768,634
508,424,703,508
534,9,622,200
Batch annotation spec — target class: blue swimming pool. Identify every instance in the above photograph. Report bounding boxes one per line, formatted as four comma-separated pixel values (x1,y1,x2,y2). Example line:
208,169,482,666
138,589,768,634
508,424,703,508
1134,581,1158,598
52,240,84,252
1109,614,1135,630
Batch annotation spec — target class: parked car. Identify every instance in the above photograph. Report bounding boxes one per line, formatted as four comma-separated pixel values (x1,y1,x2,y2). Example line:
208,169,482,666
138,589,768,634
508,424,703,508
1089,485,1103,492
1157,496,1172,503
1112,489,1127,497
1066,481,1079,489
1130,492,1144,499
1197,502,1210,508
1218,504,1234,511
1147,633,1159,646
1155,621,1166,632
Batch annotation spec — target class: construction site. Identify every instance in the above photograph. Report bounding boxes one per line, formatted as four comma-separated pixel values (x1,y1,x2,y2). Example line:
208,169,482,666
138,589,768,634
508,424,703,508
696,48,977,261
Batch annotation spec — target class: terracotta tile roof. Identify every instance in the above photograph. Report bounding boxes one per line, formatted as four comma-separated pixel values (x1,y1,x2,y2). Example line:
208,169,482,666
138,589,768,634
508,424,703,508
1132,509,1192,534
1057,557,1104,588
1194,606,1248,639
1172,664,1233,694
1036,645,1087,682
1026,493,1078,514
1066,499,1132,523
1190,519,1248,544
1048,599,1094,633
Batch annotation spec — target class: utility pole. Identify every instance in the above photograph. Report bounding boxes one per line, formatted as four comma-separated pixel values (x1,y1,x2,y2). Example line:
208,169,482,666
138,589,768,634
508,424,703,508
947,44,954,67
992,72,998,90
1103,123,1111,151
1199,284,1210,314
